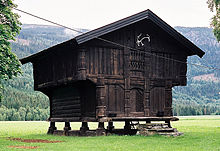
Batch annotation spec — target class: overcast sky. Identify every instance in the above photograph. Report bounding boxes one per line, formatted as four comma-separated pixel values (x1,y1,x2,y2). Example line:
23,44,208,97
14,0,213,30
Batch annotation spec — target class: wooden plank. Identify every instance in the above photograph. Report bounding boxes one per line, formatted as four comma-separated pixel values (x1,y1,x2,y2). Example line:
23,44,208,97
52,109,81,115
101,47,105,74
53,96,80,102
110,49,114,75
110,116,179,121
52,104,80,110
50,117,97,122
98,47,102,74
94,48,98,74
53,113,81,118
52,102,80,108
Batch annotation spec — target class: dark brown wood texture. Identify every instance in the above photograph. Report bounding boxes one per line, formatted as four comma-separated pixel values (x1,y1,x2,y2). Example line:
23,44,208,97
32,19,189,121
33,43,78,90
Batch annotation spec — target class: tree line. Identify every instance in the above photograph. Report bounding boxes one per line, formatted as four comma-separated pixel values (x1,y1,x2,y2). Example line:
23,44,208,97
0,105,49,121
173,104,220,116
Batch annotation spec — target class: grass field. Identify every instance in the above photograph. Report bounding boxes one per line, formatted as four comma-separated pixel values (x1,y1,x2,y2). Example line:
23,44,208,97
0,116,220,151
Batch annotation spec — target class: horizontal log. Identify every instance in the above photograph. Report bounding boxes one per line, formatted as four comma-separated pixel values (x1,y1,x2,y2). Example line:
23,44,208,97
107,116,179,121
50,117,97,122
53,96,80,102
82,112,96,117
52,113,81,118
52,109,81,115
52,100,80,106
52,104,80,110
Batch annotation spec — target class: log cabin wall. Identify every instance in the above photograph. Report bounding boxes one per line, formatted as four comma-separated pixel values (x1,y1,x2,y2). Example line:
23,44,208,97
50,85,81,118
32,19,189,119
33,44,78,90
83,19,188,117
19,10,205,123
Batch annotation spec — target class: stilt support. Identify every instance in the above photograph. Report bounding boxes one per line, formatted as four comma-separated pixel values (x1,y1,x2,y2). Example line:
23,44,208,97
80,122,89,132
124,120,131,134
96,122,106,136
107,121,114,132
64,122,71,136
165,120,171,128
146,120,151,123
47,122,57,134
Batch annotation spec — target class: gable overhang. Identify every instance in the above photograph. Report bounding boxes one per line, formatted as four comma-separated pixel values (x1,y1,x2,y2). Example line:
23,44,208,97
20,38,78,64
20,9,205,64
75,9,205,58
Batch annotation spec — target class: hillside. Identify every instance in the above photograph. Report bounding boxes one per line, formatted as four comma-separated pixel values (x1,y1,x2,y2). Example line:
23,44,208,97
0,24,219,121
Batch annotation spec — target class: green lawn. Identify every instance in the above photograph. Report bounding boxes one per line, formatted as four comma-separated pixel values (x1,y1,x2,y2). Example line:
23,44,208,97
0,116,220,151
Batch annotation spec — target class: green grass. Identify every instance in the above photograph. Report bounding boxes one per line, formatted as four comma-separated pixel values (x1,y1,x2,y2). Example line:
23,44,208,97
0,116,220,151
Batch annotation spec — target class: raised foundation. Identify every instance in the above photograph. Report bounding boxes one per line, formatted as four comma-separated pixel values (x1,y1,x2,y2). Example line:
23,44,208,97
48,117,180,136
47,122,57,134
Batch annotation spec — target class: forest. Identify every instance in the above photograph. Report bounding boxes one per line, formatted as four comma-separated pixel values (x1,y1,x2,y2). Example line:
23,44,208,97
0,24,219,121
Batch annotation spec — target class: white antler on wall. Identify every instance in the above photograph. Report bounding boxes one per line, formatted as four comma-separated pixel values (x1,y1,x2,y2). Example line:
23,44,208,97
136,33,150,46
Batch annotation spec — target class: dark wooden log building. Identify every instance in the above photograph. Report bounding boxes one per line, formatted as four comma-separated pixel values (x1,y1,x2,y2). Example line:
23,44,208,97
20,10,205,135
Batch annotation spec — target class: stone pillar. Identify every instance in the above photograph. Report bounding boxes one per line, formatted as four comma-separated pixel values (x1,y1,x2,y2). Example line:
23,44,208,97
96,122,106,136
96,76,106,118
47,122,57,134
107,121,114,132
63,122,71,136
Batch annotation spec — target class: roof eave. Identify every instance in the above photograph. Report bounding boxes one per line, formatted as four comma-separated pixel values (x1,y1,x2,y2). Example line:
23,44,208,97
147,11,205,58
20,39,78,64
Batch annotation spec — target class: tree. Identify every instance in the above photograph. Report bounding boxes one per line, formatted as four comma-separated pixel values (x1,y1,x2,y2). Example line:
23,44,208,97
0,0,21,100
207,0,220,41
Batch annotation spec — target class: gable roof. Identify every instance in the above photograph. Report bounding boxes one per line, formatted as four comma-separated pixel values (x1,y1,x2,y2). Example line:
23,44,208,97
20,9,205,64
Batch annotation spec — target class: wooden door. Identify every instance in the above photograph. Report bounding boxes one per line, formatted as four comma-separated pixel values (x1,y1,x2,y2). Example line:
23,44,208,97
149,87,165,116
106,84,125,117
77,80,96,117
130,88,144,116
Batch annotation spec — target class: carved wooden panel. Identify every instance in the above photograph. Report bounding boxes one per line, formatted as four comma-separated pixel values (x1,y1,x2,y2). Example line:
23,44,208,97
130,50,145,77
130,89,144,113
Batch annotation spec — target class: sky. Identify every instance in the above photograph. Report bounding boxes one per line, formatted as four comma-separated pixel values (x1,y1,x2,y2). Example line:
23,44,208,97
14,0,214,30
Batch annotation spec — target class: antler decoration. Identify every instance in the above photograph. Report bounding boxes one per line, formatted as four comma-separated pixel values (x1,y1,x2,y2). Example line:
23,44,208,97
136,33,150,46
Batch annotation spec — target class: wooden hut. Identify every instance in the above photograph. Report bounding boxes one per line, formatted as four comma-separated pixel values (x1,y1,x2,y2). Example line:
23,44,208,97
20,9,205,136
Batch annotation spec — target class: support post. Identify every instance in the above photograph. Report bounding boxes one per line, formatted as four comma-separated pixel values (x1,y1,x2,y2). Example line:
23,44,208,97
96,122,106,136
96,76,106,118
165,120,172,128
80,122,89,132
124,79,130,116
124,47,131,116
63,122,71,136
146,120,151,124
164,80,173,116
77,48,86,80
124,120,131,134
144,79,150,116
107,121,114,132
47,122,57,134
